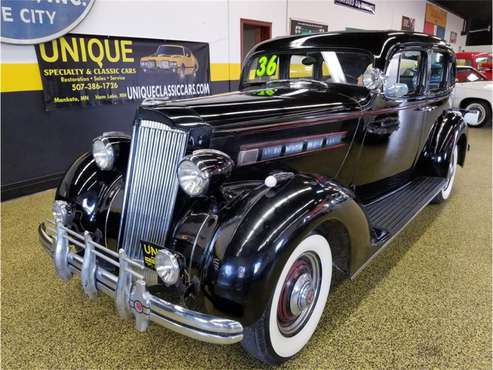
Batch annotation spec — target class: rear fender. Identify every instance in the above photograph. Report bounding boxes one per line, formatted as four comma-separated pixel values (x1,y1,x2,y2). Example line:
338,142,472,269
418,110,467,177
200,174,371,325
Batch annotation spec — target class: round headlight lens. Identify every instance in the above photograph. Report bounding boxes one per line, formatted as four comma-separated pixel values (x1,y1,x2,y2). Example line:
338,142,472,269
156,249,180,286
92,139,115,170
177,160,209,196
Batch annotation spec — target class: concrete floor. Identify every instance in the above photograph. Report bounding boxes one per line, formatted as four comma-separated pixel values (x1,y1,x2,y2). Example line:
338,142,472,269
1,128,491,369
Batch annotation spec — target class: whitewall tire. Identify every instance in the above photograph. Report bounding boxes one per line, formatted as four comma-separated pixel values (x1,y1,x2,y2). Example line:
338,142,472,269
241,234,332,365
433,144,458,203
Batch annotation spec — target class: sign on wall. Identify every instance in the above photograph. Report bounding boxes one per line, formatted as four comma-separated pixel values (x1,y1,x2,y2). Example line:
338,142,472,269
334,0,375,15
401,16,415,32
1,0,95,44
34,34,211,110
450,31,457,44
290,19,328,35
424,2,447,39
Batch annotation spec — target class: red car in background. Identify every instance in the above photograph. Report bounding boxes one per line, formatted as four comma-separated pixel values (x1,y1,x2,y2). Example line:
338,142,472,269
456,51,493,80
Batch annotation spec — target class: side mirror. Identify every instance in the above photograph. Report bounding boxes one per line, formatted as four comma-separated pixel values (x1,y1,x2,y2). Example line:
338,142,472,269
383,82,409,99
363,67,385,92
464,111,480,126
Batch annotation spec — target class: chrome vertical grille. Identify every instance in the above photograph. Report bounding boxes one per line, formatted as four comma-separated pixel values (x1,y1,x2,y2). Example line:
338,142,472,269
118,120,188,259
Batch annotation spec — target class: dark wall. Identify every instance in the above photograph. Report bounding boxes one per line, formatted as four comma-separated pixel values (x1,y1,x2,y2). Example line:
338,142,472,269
1,81,233,200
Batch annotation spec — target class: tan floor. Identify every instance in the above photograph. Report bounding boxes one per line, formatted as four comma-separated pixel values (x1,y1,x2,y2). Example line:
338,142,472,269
1,128,491,369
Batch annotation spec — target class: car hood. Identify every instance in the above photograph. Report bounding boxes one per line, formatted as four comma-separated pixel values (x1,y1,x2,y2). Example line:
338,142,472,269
142,84,371,129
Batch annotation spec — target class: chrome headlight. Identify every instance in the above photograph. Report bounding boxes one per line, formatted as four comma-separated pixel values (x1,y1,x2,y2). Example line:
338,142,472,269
177,149,234,197
156,249,180,286
177,160,209,196
92,137,115,170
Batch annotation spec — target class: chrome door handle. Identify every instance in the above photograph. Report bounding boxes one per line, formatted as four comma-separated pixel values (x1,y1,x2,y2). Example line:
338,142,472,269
418,105,437,112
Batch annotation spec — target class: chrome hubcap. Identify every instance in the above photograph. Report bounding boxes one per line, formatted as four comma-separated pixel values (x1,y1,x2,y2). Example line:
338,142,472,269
277,252,321,336
290,273,314,316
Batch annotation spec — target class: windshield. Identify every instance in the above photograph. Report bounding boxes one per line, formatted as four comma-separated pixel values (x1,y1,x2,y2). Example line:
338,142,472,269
156,45,183,55
242,50,373,87
456,67,486,83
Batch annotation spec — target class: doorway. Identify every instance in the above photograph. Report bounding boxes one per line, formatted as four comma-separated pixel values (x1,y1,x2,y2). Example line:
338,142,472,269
241,18,272,62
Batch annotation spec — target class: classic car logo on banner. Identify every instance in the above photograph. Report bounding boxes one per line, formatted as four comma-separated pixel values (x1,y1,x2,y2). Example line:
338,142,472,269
0,0,96,44
34,34,211,110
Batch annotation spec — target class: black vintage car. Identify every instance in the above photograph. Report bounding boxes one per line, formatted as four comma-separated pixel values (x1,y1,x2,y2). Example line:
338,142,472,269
39,31,471,365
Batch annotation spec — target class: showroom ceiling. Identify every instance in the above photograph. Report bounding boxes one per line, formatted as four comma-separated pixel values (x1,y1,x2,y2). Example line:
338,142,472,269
431,0,492,45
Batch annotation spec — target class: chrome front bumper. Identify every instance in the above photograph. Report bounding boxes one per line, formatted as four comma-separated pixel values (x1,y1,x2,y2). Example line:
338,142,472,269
38,221,243,344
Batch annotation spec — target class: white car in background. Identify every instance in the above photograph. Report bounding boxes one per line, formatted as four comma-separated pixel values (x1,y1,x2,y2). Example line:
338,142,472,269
452,66,493,127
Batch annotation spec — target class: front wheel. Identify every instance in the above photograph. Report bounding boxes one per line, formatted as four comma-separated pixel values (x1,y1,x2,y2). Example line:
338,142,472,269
432,144,458,203
241,234,332,365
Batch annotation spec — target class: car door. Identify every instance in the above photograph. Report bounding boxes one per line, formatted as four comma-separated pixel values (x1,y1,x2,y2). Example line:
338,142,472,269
353,48,428,201
419,48,454,152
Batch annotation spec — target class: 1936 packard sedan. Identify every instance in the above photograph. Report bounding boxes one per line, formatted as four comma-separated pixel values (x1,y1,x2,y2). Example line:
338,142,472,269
39,31,472,365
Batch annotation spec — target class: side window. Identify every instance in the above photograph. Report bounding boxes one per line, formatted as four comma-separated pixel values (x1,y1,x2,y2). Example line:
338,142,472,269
289,55,314,79
428,51,447,91
476,56,492,72
385,51,422,95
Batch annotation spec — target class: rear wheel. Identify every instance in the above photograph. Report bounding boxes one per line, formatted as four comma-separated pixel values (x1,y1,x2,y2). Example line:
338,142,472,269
241,234,332,365
432,144,458,204
465,100,491,127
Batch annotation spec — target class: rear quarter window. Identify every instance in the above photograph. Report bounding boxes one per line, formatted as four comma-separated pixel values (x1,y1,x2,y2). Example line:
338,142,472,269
428,51,447,91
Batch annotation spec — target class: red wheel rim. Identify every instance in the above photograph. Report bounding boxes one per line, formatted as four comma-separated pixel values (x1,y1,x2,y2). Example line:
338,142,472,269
276,251,321,336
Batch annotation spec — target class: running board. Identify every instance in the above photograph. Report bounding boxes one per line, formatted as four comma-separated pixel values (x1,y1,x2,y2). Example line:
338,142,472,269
351,176,447,279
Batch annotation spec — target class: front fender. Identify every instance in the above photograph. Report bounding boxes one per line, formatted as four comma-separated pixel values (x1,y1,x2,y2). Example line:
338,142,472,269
418,110,468,178
198,174,371,325
55,137,129,241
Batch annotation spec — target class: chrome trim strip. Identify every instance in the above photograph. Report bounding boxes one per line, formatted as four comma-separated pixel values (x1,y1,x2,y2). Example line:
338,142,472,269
38,221,243,345
189,214,210,273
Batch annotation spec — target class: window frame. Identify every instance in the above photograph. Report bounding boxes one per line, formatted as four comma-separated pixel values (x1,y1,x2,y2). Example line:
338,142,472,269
425,47,455,95
384,47,427,99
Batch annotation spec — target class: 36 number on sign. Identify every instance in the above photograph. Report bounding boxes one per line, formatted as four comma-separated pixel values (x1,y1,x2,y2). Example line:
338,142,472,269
256,55,278,77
